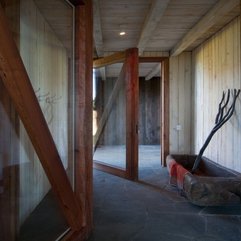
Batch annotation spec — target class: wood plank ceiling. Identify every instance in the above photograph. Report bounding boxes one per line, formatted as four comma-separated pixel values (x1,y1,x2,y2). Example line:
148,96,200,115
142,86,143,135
94,0,240,57
34,0,240,78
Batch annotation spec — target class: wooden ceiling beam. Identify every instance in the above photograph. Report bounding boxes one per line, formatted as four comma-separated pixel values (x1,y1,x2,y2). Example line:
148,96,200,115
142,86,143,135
93,0,104,57
137,0,170,56
171,0,240,56
145,63,161,81
139,56,167,63
93,51,126,68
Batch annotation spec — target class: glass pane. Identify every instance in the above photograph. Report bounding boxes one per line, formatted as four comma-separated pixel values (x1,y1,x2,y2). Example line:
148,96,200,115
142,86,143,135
17,191,68,241
93,63,126,169
0,81,69,241
0,0,74,240
19,0,75,186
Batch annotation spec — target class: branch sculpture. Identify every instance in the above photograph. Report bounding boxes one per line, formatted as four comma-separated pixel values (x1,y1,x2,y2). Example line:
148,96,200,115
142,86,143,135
192,89,241,173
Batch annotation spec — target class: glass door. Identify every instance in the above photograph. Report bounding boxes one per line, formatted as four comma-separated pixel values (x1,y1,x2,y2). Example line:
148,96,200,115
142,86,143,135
93,48,139,180
93,62,126,170
138,57,170,176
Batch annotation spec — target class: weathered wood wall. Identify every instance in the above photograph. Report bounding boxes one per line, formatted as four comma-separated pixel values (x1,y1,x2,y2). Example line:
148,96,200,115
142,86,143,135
192,16,241,172
169,52,192,154
95,76,126,145
95,76,161,146
18,0,71,224
139,77,160,144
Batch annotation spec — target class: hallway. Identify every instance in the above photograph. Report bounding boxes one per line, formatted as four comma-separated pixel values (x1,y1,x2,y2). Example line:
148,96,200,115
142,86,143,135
89,165,241,241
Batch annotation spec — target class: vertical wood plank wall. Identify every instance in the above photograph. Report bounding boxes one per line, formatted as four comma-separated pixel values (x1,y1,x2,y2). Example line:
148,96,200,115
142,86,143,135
95,76,161,146
192,16,241,172
169,52,192,154
139,77,160,144
18,0,70,224
95,76,126,145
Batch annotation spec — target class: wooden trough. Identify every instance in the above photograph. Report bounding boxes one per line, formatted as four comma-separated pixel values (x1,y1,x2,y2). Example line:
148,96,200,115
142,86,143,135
167,154,241,206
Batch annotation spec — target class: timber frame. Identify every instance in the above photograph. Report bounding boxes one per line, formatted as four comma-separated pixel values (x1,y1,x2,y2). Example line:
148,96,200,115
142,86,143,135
139,57,169,167
0,1,93,240
93,48,139,180
93,53,169,180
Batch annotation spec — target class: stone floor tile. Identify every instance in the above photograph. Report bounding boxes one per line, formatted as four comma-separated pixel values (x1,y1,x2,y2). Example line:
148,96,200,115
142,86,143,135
205,216,241,241
90,146,241,241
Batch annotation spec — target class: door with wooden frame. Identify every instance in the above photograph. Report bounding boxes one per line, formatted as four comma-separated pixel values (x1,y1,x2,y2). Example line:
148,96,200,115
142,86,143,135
138,57,169,167
93,48,139,180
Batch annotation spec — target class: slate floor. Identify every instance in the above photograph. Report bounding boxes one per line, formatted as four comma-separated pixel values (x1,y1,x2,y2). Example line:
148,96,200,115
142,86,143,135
17,191,68,241
89,146,241,241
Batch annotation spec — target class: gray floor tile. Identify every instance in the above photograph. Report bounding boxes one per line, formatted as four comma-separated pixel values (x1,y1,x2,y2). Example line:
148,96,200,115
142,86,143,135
90,146,241,241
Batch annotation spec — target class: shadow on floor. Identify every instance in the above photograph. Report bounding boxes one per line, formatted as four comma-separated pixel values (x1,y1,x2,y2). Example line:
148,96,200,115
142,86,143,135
17,190,68,241
88,167,241,241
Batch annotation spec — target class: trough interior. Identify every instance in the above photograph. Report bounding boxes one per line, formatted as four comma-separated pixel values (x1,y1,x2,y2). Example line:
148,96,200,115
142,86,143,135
171,155,238,178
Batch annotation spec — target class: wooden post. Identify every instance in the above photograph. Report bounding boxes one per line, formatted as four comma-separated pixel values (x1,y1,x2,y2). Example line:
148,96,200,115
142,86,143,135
74,0,93,239
0,5,83,231
161,58,170,166
0,1,19,240
0,79,19,241
126,48,139,180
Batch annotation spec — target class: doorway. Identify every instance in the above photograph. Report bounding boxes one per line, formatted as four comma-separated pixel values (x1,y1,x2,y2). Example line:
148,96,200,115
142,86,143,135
138,62,161,174
93,53,169,181
138,57,169,185
93,49,139,180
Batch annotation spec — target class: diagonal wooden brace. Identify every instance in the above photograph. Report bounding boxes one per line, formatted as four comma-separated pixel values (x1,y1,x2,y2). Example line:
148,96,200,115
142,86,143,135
93,61,126,151
0,5,83,230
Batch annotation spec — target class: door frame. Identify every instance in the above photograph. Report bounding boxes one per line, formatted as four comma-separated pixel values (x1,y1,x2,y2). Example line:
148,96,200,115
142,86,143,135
93,48,139,180
93,54,169,181
139,57,169,167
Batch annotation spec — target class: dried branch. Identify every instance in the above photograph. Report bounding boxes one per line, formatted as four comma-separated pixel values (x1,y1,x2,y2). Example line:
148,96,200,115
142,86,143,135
192,89,240,173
